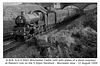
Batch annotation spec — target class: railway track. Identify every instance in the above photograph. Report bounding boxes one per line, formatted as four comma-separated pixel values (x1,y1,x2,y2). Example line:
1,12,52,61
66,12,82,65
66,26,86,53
3,39,15,45
3,33,13,41
3,40,24,53
3,33,21,53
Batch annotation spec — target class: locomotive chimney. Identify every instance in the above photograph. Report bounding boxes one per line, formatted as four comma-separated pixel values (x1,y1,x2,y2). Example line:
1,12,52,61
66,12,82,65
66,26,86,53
21,11,25,15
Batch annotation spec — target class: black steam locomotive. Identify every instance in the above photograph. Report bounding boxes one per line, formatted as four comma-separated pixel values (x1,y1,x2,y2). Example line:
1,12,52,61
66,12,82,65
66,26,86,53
12,7,80,41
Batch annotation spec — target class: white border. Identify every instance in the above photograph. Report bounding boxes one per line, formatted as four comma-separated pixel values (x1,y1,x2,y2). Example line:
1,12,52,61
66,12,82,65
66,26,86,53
1,0,99,66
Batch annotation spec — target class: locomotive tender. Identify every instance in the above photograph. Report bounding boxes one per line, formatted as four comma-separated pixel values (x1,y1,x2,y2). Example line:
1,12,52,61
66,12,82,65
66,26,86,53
12,7,80,41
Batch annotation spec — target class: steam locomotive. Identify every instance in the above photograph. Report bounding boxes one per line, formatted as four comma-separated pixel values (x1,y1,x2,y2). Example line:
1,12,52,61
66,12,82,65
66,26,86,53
12,7,80,41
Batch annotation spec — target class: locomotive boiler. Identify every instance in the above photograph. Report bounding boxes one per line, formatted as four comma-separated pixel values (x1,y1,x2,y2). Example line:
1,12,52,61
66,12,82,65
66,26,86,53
12,7,80,41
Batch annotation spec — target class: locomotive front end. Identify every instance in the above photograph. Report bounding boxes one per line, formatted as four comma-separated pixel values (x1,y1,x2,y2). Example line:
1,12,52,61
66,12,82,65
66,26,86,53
13,11,42,41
